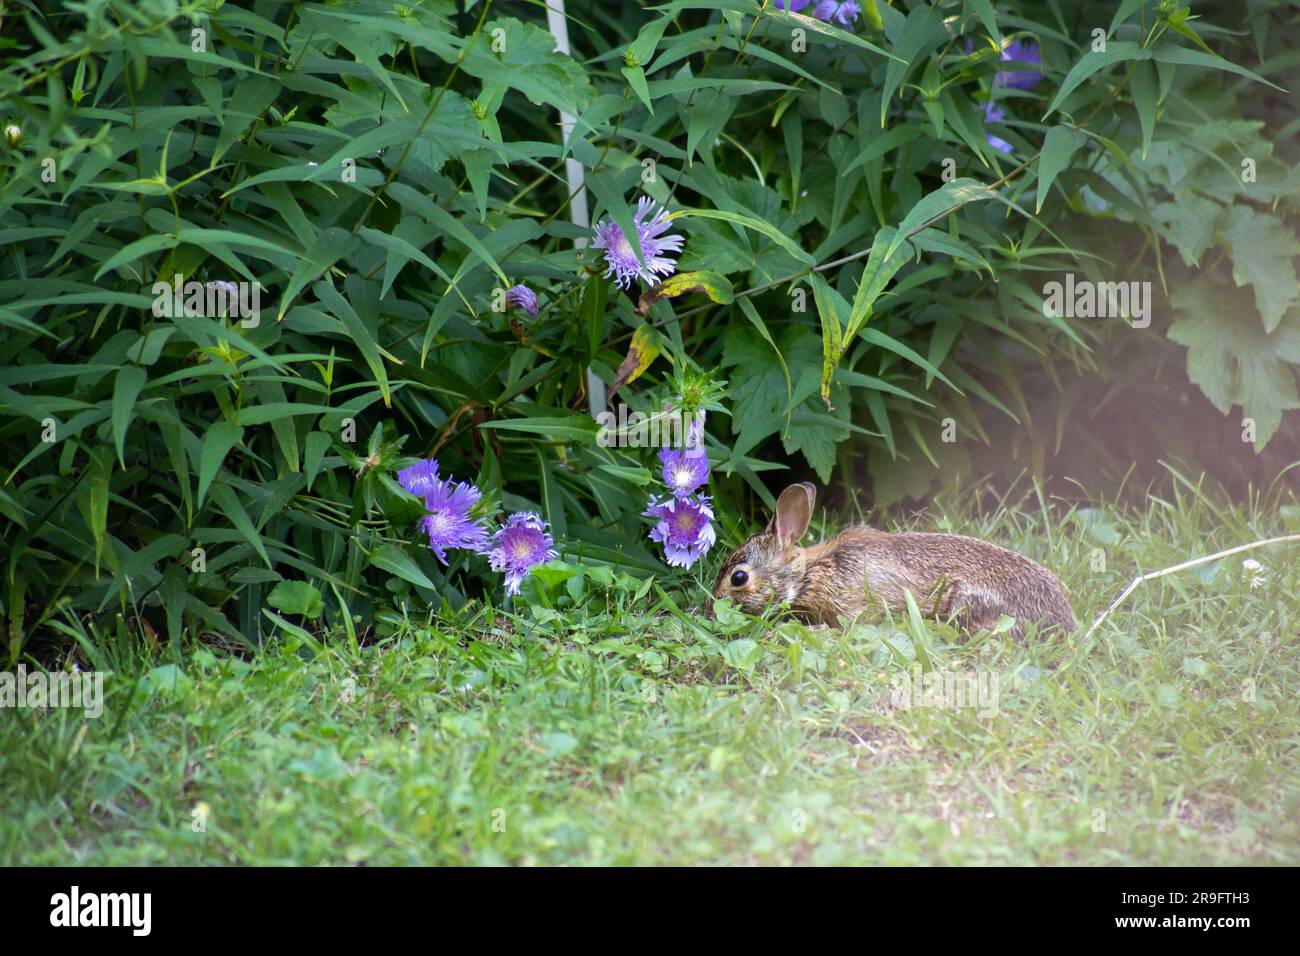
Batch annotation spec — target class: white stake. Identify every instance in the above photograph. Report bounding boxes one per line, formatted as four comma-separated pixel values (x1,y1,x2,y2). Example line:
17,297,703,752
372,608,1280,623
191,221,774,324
545,0,605,418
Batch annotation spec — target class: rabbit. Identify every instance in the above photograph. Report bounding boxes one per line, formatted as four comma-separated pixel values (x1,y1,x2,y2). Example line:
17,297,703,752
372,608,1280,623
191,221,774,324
711,483,1076,640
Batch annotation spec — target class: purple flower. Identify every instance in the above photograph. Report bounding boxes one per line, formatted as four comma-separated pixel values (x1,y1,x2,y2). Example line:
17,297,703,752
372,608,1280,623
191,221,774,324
686,410,706,450
486,512,558,595
994,38,1043,90
659,447,709,498
504,284,539,316
645,494,716,569
592,196,685,290
775,0,814,11
663,399,707,449
398,458,440,498
418,475,489,565
813,0,859,27
983,102,1013,154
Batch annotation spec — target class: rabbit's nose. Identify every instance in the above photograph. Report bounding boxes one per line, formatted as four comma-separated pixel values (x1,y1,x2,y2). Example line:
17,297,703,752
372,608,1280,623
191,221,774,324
703,599,716,620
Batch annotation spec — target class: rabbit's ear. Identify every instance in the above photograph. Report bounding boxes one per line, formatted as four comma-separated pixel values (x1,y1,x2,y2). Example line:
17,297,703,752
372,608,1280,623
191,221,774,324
769,483,814,548
797,482,817,513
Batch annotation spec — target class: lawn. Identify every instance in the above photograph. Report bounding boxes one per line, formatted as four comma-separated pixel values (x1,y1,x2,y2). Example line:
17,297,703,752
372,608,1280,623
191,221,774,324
4,479,1297,865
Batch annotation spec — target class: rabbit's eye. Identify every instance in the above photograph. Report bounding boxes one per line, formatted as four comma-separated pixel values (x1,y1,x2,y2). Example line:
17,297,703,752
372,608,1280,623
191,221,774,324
730,569,749,587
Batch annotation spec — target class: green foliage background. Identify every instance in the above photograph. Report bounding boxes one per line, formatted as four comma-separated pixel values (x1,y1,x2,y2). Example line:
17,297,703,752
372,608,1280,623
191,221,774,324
1,0,1297,655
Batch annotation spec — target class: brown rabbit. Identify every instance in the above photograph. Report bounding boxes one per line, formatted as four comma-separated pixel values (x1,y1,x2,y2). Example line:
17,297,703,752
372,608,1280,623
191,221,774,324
711,483,1076,640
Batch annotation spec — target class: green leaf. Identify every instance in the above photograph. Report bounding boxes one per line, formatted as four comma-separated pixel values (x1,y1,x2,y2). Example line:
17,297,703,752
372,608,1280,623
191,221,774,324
211,483,271,568
911,228,993,274
679,208,815,265
1151,196,1220,268
858,326,957,391
629,13,671,66
1148,43,1282,91
198,421,244,507
723,325,795,450
297,8,407,107
460,18,596,114
621,65,653,113
841,123,922,176
313,280,392,407
1129,60,1158,161
125,328,174,366
783,405,853,483
1035,125,1088,213
737,297,791,407
94,234,178,281
965,0,1001,45
722,325,832,458
879,5,946,125
722,638,762,670
1219,206,1300,332
84,445,113,574
847,226,910,339
810,273,845,408
160,566,187,651
1043,42,1150,119
111,366,147,468
477,416,599,443
781,108,804,205
388,182,507,285
304,432,333,491
359,224,455,297
684,89,735,166
764,8,895,63
370,544,437,591
277,227,359,322
234,401,340,427
903,589,932,653
1169,279,1300,448
893,179,994,253
267,581,325,619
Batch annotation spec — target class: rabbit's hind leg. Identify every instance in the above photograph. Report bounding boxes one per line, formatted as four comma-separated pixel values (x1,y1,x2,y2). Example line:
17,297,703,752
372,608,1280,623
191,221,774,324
949,582,1016,640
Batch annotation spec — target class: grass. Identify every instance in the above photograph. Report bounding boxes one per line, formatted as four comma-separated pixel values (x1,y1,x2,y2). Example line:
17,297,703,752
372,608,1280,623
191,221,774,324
4,475,1299,865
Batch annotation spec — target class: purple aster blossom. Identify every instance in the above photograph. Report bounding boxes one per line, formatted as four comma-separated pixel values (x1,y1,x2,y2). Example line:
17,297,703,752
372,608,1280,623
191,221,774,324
813,0,859,27
685,409,706,450
418,475,489,565
486,512,558,596
663,398,707,450
504,284,539,316
397,458,440,498
592,196,685,290
775,0,814,11
994,38,1043,90
659,447,710,498
983,102,1013,154
645,494,717,569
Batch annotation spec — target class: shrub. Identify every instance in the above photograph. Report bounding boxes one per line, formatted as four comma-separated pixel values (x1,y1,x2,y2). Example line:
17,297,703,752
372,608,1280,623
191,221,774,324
0,0,1295,655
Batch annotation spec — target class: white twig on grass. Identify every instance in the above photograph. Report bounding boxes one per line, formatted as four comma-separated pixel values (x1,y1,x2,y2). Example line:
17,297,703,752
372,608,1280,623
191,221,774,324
1083,533,1300,640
